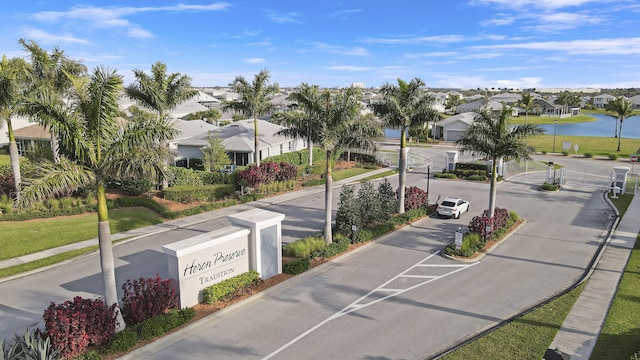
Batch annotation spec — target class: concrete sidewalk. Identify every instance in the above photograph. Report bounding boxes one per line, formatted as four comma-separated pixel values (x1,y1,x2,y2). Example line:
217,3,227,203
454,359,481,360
0,167,394,271
549,193,640,359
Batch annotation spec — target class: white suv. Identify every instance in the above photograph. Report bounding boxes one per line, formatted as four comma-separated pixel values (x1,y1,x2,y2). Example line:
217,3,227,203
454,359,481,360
436,197,470,219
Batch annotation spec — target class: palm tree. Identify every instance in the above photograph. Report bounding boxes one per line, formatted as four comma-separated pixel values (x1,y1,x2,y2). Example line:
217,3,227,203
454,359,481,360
272,83,321,166
0,55,28,204
456,106,543,221
606,97,634,151
19,66,178,330
277,87,381,244
19,39,87,162
519,93,534,125
125,61,197,189
223,69,279,167
371,78,440,214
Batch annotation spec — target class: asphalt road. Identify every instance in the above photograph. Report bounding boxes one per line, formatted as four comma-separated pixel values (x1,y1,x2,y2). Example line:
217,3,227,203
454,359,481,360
0,149,618,359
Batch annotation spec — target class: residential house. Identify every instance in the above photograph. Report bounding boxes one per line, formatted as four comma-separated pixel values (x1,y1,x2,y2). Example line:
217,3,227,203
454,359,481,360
174,119,305,167
593,93,617,109
629,95,640,109
11,123,50,156
432,112,476,142
456,100,484,113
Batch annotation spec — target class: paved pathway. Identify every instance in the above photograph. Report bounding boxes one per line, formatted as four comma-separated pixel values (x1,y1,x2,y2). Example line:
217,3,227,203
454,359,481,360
549,193,640,359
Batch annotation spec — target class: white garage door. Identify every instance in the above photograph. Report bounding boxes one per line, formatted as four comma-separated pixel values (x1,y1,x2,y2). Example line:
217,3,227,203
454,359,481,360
445,130,465,142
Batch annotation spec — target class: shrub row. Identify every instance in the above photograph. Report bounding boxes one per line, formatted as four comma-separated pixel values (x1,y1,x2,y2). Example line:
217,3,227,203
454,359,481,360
445,209,519,257
236,161,297,189
104,308,195,354
434,172,456,179
264,148,327,166
283,258,310,274
0,205,97,222
163,184,235,203
283,236,326,258
202,271,260,304
541,181,560,191
455,162,486,171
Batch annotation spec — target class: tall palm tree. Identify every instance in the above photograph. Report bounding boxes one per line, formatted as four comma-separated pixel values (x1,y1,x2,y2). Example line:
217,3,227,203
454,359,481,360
19,39,87,162
279,87,380,245
456,106,543,220
19,66,178,330
519,93,534,125
606,97,634,151
125,61,197,189
223,69,279,167
0,55,28,204
371,78,440,214
272,83,321,166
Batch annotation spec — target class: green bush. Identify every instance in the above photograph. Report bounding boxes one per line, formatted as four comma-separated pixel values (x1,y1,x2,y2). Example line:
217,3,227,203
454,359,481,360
1,330,59,360
163,184,234,203
461,232,482,253
609,153,618,160
434,172,456,179
541,181,560,191
509,211,519,222
136,308,195,340
120,177,155,195
466,174,487,181
104,328,138,354
312,238,349,258
75,350,101,360
168,166,204,187
202,271,260,304
283,258,310,274
238,194,263,203
283,237,326,258
562,151,569,156
584,152,593,158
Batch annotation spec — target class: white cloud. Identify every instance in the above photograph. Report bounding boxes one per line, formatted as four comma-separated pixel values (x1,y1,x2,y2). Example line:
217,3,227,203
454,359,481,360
266,10,302,24
471,37,640,55
405,51,459,59
244,58,266,64
314,43,370,56
21,27,89,45
363,35,465,45
326,65,372,71
328,9,363,18
29,3,230,39
469,0,607,10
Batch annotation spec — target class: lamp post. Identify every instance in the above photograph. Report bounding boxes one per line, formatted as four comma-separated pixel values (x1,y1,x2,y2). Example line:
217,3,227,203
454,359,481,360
426,164,431,196
552,119,558,153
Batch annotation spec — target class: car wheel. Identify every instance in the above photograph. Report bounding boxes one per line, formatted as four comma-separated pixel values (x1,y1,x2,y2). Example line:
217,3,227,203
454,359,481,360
455,212,460,219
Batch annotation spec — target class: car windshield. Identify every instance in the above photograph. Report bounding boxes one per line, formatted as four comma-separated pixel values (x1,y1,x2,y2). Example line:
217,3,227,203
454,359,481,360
441,201,456,207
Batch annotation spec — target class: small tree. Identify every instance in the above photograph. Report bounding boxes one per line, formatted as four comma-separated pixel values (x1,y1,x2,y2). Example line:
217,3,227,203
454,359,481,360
378,178,397,221
201,135,231,171
335,184,361,239
358,180,381,227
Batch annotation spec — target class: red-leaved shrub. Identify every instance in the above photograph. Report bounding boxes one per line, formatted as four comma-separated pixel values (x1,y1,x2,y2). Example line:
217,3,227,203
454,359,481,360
403,186,428,210
468,207,510,238
42,296,118,359
121,275,178,325
277,161,298,181
236,161,298,188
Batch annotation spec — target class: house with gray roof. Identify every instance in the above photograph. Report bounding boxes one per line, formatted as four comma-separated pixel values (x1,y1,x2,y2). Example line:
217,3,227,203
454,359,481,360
174,119,305,167
433,112,476,142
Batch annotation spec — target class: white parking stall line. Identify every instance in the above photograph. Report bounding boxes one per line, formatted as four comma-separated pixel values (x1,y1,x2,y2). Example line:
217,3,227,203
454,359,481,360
262,251,478,360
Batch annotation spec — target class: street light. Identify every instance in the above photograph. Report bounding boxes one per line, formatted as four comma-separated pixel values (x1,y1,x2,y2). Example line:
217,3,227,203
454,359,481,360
552,119,558,153
426,164,431,200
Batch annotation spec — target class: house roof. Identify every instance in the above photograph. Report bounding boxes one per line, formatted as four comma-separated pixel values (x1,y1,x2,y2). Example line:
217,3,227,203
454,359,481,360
456,100,484,113
175,119,291,153
13,124,50,140
171,119,218,141
439,112,476,127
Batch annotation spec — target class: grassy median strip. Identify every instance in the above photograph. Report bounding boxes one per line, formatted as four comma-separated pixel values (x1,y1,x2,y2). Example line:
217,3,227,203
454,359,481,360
527,135,640,156
0,207,163,260
441,283,585,360
591,233,640,359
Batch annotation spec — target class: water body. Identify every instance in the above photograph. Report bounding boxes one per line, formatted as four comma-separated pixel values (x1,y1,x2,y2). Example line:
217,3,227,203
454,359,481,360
538,114,640,139
384,114,640,139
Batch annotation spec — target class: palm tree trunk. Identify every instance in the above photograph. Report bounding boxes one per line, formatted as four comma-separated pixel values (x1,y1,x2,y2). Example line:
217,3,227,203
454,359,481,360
254,116,260,166
6,121,21,204
50,131,60,163
488,158,498,220
96,183,125,331
614,118,619,138
398,127,408,214
307,139,313,166
617,120,623,151
324,150,333,245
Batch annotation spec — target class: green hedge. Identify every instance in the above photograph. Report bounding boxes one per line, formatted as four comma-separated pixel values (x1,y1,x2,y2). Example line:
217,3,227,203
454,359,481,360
283,258,310,274
434,172,457,179
202,271,260,304
163,184,235,203
0,205,98,222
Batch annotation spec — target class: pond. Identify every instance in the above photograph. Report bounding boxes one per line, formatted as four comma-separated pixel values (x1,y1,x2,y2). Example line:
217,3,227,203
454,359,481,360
537,114,640,139
384,113,640,139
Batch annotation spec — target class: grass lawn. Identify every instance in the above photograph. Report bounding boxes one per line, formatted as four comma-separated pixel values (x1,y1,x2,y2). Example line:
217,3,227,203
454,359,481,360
441,284,585,360
527,134,640,156
0,154,9,166
512,114,597,125
0,207,163,260
590,233,640,359
332,167,372,181
359,169,398,182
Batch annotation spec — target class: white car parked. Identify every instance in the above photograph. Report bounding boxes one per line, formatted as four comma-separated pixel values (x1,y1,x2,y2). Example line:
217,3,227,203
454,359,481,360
436,197,470,219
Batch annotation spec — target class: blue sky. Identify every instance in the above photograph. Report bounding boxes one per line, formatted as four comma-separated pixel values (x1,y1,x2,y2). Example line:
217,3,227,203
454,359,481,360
1,1,640,89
